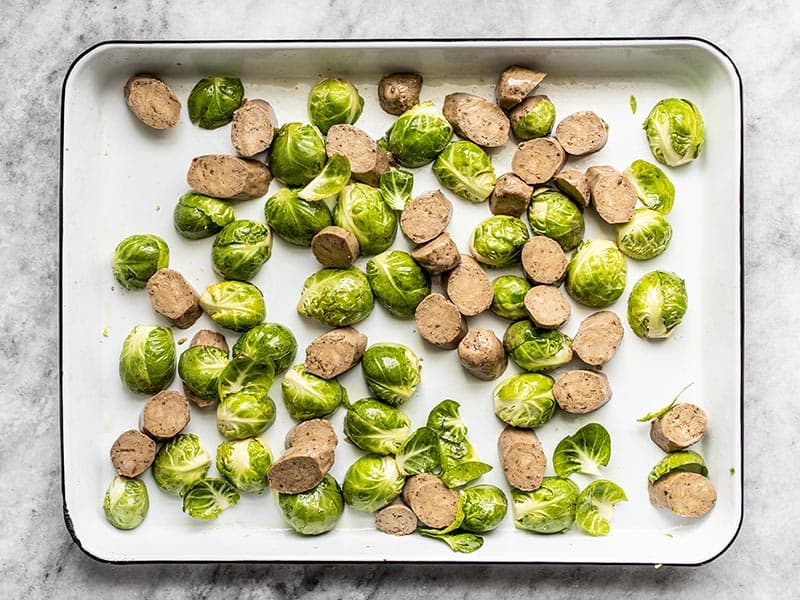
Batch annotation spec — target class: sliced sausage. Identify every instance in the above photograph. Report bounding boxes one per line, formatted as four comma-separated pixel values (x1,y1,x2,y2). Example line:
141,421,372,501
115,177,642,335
123,74,181,130
442,254,493,317
414,293,468,350
521,236,568,285
553,370,612,414
375,504,418,536
402,473,460,529
190,329,229,353
325,124,391,187
304,326,367,380
650,403,708,452
109,429,156,478
268,445,335,494
588,168,637,224
139,390,191,442
555,111,608,156
648,471,717,518
378,72,423,116
442,92,510,148
284,418,338,451
489,173,533,217
524,285,571,329
511,138,566,185
186,154,272,201
230,99,278,157
553,169,591,208
145,268,202,329
457,328,507,380
498,426,546,491
496,66,547,111
572,311,623,366
585,165,618,187
400,190,453,244
311,225,360,268
410,232,461,275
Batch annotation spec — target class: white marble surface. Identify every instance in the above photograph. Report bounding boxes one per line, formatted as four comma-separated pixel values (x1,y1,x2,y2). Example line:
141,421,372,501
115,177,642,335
0,0,796,597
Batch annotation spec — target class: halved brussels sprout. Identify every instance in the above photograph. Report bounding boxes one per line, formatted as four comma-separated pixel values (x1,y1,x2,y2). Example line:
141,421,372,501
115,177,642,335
623,159,675,214
565,239,627,308
281,364,347,421
296,266,374,327
642,98,705,167
386,101,453,168
334,183,398,256
119,324,175,394
264,187,332,247
461,484,508,533
200,281,266,332
232,322,297,373
433,140,496,203
361,343,422,406
627,270,688,339
187,76,244,129
379,168,414,210
342,454,405,512
173,192,236,240
553,423,612,477
269,122,327,187
575,480,627,536
420,531,484,553
103,475,149,530
217,392,276,440
512,96,556,140
297,155,351,202
216,437,273,493
490,275,532,320
493,373,557,428
152,433,211,496
178,345,229,402
527,188,585,252
277,474,344,535
503,321,572,372
182,478,240,520
111,234,169,289
343,398,411,455
395,427,441,476
307,78,364,134
616,208,672,260
648,450,708,485
512,477,579,534
441,461,492,489
211,219,272,281
366,250,430,318
469,215,529,267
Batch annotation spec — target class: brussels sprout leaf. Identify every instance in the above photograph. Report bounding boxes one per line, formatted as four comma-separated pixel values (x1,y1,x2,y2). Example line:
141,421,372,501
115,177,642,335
575,480,627,536
419,531,484,553
396,427,440,476
553,423,611,477
441,461,492,489
298,155,351,201
379,168,414,210
637,383,694,422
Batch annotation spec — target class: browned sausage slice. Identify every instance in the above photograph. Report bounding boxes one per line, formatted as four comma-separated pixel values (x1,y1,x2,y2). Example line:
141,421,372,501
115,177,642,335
521,236,568,285
186,154,272,200
442,254,493,317
524,285,571,329
378,73,423,116
325,124,391,187
649,403,708,452
553,370,612,414
648,471,717,518
511,138,566,185
414,293,468,350
442,93,510,147
190,329,229,353
139,390,191,441
457,328,507,380
400,190,453,244
572,311,623,366
231,99,278,157
588,168,637,224
496,66,547,110
410,232,461,275
311,226,360,268
284,418,339,451
498,426,546,491
555,111,608,156
109,429,156,478
124,74,181,130
375,504,418,535
146,268,203,329
304,326,367,380
553,169,591,208
489,173,533,217
402,474,460,529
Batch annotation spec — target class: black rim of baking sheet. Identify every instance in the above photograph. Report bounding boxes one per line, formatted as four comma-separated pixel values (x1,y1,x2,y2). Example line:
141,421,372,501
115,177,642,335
59,36,745,567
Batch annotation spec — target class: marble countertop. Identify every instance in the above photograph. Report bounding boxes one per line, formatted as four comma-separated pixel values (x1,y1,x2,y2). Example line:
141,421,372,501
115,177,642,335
1,0,795,597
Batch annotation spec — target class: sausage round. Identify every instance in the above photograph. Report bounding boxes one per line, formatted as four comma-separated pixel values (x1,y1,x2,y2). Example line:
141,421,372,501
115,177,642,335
230,99,278,157
304,326,367,380
190,329,229,353
648,471,717,518
524,285,571,329
311,225,360,268
555,111,608,156
375,504,418,536
400,190,453,244
553,370,612,414
489,173,533,217
284,418,339,451
146,268,203,329
521,236,568,285
410,232,461,275
139,390,191,442
402,473,460,529
442,92,510,148
498,426,546,491
109,429,156,478
553,169,591,208
572,310,623,366
495,66,547,111
378,73,423,116
186,154,272,201
414,293,468,350
457,328,507,380
268,446,335,494
442,254,493,317
325,124,391,187
649,403,708,452
511,138,566,185
589,169,637,224
123,74,181,130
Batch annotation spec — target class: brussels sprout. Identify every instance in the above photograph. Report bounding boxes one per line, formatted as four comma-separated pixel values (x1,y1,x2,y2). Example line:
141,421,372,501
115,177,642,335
216,356,276,439
187,76,244,129
648,450,708,485
512,96,556,140
503,321,572,372
386,101,453,168
342,454,405,512
565,239,627,308
379,168,414,210
296,266,374,327
512,477,579,534
269,122,327,187
420,531,484,553
461,484,508,533
277,474,344,535
264,187,332,247
490,275,532,320
232,322,297,373
366,250,430,318
178,345,229,402
616,208,672,260
575,480,627,536
627,270,688,339
182,478,240,520
280,364,347,421
218,355,275,401
200,281,266,332
433,140,496,203
426,399,467,443
103,475,149,530
216,437,273,493
553,423,612,477
493,373,557,428
152,433,211,496
642,98,705,167
343,398,411,455
361,343,422,406
211,220,272,281
527,188,585,252
173,192,236,240
111,234,169,289
623,159,675,214
637,383,693,422
118,324,175,394
441,461,492,488
297,155,351,202
334,183,398,256
307,78,364,134
395,427,441,476
469,215,530,267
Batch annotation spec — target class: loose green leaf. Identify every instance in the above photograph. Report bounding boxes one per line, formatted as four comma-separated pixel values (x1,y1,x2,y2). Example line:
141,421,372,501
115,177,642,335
379,168,414,210
623,159,675,214
396,427,441,476
426,399,468,443
553,423,612,477
637,383,694,422
298,155,351,201
441,461,493,489
420,531,484,553
575,480,627,536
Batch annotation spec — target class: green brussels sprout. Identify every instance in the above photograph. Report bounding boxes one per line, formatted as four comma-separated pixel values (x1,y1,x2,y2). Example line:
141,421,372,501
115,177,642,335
178,345,229,402
217,356,276,439
200,281,266,332
379,168,414,210
342,454,405,512
512,477,580,534
218,355,275,400
277,474,344,535
333,183,398,256
386,101,453,168
420,531,484,553
296,266,374,326
343,398,411,455
627,270,688,339
152,433,211,496
187,76,244,129
173,192,236,240
553,423,612,477
616,208,672,260
426,399,467,443
511,96,556,140
469,215,530,267
269,122,327,187
575,480,627,536
118,324,175,394
111,234,169,289
281,364,347,421
433,140,496,203
527,188,585,252
298,155,351,202
361,343,422,406
648,450,708,485
490,275,532,320
264,187,333,247
441,461,492,489
182,478,240,520
493,373,557,428
395,427,441,476
307,78,364,134
503,321,572,372
623,159,675,214
366,250,430,318
232,322,297,373
211,220,272,281
461,484,508,533
642,98,705,167
103,475,149,530
216,437,273,493
565,239,628,308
